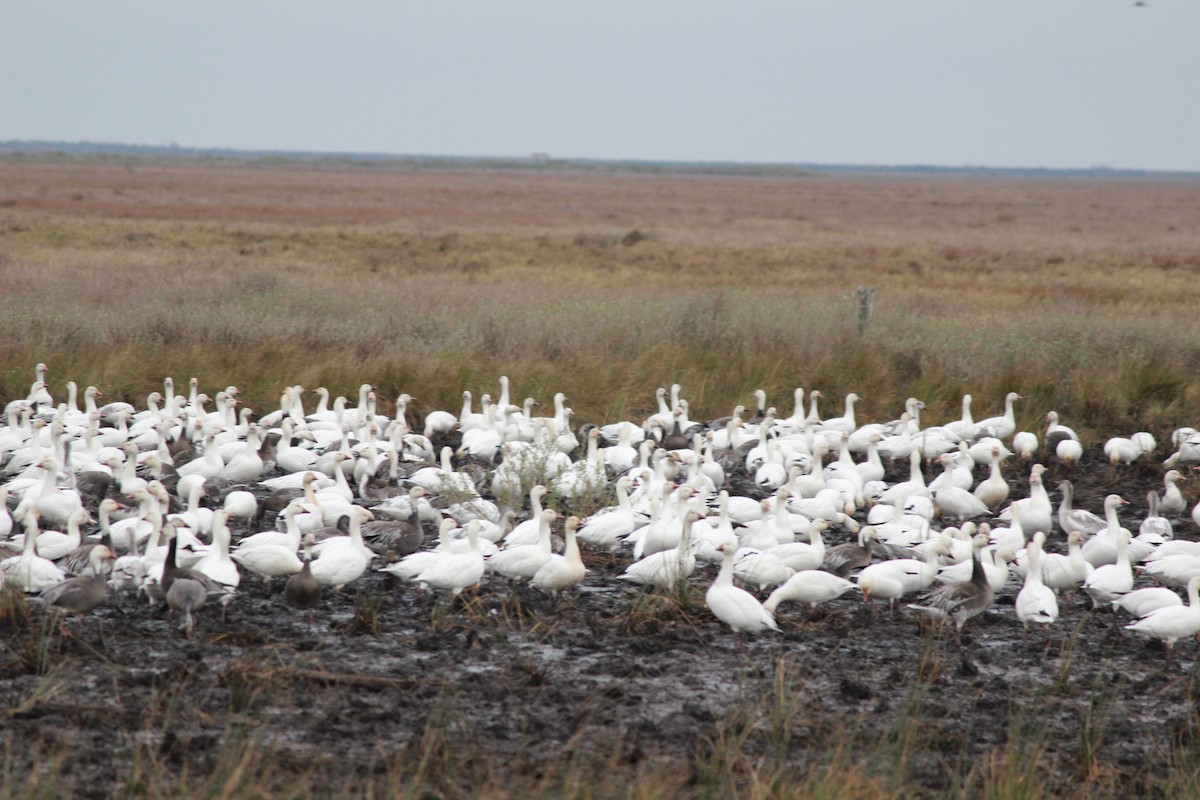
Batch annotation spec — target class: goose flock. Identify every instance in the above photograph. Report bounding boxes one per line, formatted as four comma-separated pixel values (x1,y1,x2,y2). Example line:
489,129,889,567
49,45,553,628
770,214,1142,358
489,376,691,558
4,364,1200,654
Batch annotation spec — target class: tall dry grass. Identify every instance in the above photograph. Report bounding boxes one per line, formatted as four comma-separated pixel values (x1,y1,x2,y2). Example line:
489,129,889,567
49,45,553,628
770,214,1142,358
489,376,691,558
1,160,1199,438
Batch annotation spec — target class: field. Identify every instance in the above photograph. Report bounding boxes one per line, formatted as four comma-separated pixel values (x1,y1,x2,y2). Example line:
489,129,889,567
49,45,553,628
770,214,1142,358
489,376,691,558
3,158,1200,798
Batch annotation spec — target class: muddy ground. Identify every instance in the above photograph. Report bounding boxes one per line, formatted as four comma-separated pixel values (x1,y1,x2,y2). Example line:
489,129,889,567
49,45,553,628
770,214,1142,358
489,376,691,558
3,447,1199,797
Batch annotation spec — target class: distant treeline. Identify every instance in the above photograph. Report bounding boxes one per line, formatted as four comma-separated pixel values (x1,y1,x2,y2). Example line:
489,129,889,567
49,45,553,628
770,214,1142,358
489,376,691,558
2,139,1197,180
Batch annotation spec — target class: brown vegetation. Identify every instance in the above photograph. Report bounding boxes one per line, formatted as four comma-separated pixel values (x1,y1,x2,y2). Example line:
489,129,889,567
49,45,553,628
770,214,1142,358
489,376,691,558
1,159,1199,438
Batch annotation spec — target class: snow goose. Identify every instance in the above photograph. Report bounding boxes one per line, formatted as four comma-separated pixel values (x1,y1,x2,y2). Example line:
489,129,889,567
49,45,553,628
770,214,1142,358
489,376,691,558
1041,531,1093,597
741,488,796,550
968,437,1012,466
236,504,306,553
1056,480,1104,536
1132,431,1156,457
29,456,85,529
974,392,1022,441
938,545,1014,593
1015,532,1058,630
818,392,860,435
877,450,929,507
416,520,487,595
1163,430,1200,468
230,539,303,589
1044,411,1079,451
908,550,995,643
1016,467,1053,536
531,516,588,595
1113,586,1184,619
1139,554,1200,590
933,455,992,522
577,475,648,554
1083,529,1133,607
191,512,240,589
1193,481,1200,531
852,434,886,483
927,446,972,493
944,394,976,441
602,423,639,475
857,545,944,611
308,507,376,591
1012,431,1038,461
764,570,857,614
2,512,66,592
1103,437,1141,466
706,542,779,643
380,518,457,581
732,548,795,591
620,509,701,590
0,486,12,540
487,508,557,581
1159,470,1187,517
2,508,89,562
973,446,1010,511
1139,491,1174,540
1125,575,1200,658
1082,495,1131,567
634,486,696,558
875,414,916,462
988,516,1026,554
175,432,223,480
1056,438,1083,466
764,520,830,572
692,492,741,565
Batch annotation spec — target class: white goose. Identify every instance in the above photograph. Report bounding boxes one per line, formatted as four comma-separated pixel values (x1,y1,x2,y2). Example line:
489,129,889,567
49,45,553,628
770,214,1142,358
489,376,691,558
1125,576,1200,658
531,516,588,594
973,446,1010,511
1056,480,1104,536
857,544,944,611
1041,531,1093,597
1083,529,1133,608
415,520,487,595
191,511,240,589
620,510,701,590
487,508,557,581
933,454,992,522
1114,587,1184,618
576,476,648,553
1159,470,1187,517
2,512,66,591
974,392,1022,440
2,508,89,562
1015,532,1058,630
1081,495,1131,567
502,485,550,549
308,506,376,591
706,542,779,642
763,570,857,614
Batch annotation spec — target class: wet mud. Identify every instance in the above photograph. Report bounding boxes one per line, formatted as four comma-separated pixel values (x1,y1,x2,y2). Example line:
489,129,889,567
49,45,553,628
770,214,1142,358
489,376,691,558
3,447,1198,796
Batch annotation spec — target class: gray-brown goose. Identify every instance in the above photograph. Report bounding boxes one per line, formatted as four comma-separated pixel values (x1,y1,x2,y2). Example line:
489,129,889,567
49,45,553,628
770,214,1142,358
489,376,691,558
361,487,428,557
285,534,322,619
33,544,116,633
907,551,994,644
167,578,207,638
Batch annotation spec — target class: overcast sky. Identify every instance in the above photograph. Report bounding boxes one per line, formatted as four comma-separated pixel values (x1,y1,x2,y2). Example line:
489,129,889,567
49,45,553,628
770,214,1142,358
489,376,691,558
2,1,1198,171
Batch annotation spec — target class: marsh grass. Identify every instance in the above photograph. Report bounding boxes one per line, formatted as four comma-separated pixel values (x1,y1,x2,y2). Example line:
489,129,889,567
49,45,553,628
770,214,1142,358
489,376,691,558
0,588,61,677
2,163,1199,440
